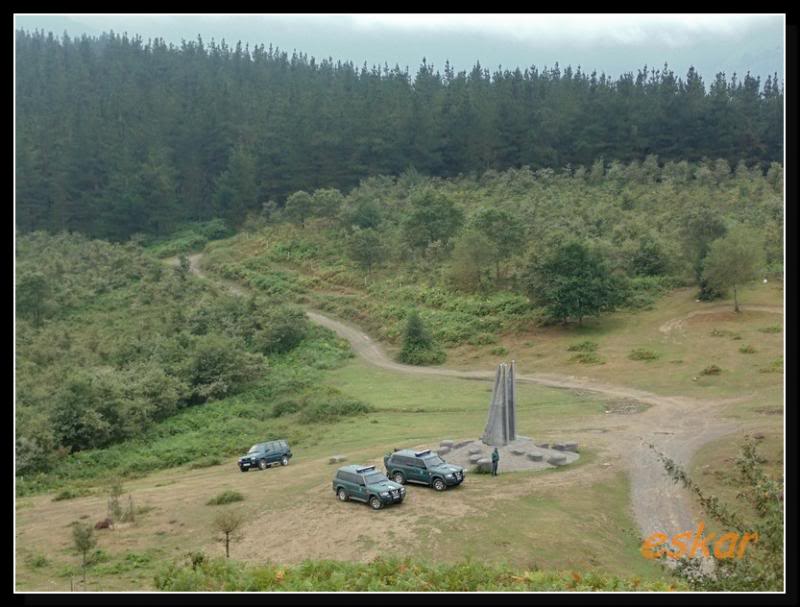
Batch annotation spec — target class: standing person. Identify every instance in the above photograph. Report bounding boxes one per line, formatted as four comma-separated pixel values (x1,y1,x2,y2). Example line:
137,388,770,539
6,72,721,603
491,447,500,476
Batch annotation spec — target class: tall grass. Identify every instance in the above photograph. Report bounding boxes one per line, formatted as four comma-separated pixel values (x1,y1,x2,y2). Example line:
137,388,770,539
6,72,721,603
154,556,685,591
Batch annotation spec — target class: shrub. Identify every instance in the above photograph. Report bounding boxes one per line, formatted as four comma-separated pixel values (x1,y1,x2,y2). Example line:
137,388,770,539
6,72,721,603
739,345,757,354
207,490,244,506
700,365,722,376
570,352,604,365
758,325,781,334
628,348,660,361
467,332,498,346
490,346,509,356
397,310,446,366
26,554,49,568
53,487,91,501
271,400,302,418
254,307,308,354
759,357,783,374
567,341,598,352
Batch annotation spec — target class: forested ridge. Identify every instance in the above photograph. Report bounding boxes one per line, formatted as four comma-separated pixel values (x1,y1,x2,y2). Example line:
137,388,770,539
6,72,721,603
15,28,783,240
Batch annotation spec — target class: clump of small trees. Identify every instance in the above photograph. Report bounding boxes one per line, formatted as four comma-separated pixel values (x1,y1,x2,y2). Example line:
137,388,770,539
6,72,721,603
397,310,445,365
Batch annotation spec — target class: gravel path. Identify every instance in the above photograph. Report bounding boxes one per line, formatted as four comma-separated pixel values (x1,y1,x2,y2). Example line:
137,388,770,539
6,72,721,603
167,253,747,543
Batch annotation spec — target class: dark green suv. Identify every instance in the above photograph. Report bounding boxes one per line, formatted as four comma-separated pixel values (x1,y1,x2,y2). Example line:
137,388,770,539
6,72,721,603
238,439,292,472
384,449,465,491
332,465,406,509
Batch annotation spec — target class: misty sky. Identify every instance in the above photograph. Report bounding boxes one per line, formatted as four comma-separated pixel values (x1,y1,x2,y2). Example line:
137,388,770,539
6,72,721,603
15,13,785,82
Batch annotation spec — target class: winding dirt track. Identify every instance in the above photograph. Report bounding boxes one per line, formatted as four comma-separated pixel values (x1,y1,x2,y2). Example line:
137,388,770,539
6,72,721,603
173,253,762,542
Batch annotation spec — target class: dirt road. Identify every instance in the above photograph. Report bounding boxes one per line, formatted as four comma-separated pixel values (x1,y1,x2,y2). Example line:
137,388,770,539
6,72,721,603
171,253,747,543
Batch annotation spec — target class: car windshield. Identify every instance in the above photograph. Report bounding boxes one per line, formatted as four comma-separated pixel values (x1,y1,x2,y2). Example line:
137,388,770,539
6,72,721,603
424,456,445,467
363,472,389,485
247,445,260,454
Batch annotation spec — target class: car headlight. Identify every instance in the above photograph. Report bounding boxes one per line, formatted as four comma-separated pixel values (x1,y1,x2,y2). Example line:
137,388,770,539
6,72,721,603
380,491,390,497
399,487,406,492
446,473,454,478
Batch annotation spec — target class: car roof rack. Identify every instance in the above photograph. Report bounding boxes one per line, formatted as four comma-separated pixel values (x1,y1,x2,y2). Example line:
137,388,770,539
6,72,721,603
355,465,376,474
414,449,432,457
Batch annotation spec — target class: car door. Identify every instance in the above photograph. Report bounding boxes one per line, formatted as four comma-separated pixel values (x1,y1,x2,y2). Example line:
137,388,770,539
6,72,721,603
266,442,280,464
353,473,368,501
410,458,430,484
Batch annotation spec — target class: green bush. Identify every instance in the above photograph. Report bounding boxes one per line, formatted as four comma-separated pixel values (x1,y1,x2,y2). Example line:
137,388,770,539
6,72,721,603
52,487,91,501
490,346,509,356
758,325,781,334
739,345,757,354
700,365,722,376
206,490,244,506
570,352,604,365
759,357,783,374
26,554,49,568
271,400,302,418
628,348,660,361
567,341,598,352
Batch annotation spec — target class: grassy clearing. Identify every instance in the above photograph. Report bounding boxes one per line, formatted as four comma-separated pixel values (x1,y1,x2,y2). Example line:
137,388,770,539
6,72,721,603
16,357,665,591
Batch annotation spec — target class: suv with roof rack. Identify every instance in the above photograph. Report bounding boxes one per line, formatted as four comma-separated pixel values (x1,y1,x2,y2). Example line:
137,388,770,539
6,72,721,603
383,449,465,491
238,439,292,472
332,464,406,510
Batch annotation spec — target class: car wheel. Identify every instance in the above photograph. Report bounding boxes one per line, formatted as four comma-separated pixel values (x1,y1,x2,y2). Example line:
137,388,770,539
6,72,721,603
258,459,268,470
392,472,405,485
281,456,289,466
432,478,446,491
337,488,349,502
369,496,383,510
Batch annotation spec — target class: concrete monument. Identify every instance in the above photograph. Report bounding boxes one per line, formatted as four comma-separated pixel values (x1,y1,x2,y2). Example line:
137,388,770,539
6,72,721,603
481,360,517,446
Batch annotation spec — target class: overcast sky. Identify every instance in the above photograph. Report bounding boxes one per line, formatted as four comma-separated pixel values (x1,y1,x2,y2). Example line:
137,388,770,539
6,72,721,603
15,13,785,82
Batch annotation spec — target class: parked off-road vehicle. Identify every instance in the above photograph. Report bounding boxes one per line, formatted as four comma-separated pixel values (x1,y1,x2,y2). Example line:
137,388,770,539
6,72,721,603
384,449,464,491
238,439,292,472
332,465,406,509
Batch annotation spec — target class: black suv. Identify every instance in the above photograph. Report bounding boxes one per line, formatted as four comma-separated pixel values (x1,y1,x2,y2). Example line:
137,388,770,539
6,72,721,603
332,465,405,509
238,439,292,472
384,449,465,491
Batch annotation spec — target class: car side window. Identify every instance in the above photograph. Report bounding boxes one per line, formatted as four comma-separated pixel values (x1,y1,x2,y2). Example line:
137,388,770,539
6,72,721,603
413,459,425,468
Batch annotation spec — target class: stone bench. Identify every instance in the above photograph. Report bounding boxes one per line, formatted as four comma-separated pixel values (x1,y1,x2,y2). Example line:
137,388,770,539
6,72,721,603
563,442,579,453
469,454,483,465
437,446,451,455
547,454,567,466
536,443,550,449
468,448,483,455
440,440,454,448
328,455,347,464
453,440,473,449
526,452,544,462
510,448,526,456
476,458,492,473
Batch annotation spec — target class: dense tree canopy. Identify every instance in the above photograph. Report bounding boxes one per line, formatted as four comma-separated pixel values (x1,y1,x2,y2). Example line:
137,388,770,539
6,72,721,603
15,29,783,241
